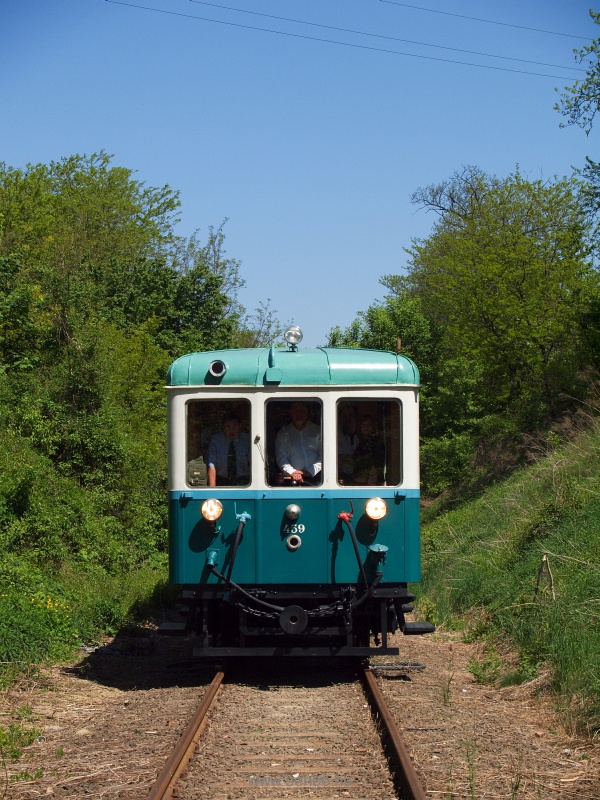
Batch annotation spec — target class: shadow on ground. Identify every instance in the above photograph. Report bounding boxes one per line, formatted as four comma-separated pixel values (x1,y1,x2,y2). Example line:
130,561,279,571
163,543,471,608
63,624,372,692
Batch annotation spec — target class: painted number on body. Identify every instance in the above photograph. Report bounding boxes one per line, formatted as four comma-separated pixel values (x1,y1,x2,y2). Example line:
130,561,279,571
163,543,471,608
283,523,305,534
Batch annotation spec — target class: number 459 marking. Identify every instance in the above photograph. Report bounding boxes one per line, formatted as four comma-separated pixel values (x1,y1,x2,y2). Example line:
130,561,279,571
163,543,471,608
283,523,305,534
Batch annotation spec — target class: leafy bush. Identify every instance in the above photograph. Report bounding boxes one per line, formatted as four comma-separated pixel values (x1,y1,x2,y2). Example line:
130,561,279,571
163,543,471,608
0,592,77,664
0,558,77,667
420,432,474,496
0,551,167,683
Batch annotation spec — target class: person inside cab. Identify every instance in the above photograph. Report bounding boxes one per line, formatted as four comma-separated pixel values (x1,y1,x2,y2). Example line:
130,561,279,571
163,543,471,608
207,412,250,487
275,401,322,485
352,414,385,485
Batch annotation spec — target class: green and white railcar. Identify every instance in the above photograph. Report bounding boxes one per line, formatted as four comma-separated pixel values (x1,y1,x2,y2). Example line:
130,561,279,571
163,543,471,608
166,327,433,656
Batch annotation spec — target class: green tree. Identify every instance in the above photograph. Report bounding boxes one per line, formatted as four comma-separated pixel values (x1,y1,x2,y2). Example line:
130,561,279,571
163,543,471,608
555,11,600,259
0,153,247,569
555,10,600,134
235,300,286,347
327,291,443,402
333,167,599,496
401,167,597,427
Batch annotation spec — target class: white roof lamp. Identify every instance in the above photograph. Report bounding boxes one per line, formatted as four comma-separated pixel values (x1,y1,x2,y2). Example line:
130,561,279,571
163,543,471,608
284,325,303,350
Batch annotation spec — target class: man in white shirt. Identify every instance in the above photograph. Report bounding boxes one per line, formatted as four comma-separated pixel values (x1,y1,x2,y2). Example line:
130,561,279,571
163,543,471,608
275,402,322,484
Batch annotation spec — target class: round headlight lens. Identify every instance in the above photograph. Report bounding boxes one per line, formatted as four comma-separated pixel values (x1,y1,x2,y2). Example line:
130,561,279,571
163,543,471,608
201,498,223,521
284,325,303,346
365,497,387,520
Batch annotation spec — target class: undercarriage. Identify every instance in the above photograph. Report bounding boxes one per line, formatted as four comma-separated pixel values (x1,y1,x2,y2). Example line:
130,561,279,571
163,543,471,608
160,583,434,657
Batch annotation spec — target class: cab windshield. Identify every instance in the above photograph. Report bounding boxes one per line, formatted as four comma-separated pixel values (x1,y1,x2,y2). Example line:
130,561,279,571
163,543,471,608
265,400,322,486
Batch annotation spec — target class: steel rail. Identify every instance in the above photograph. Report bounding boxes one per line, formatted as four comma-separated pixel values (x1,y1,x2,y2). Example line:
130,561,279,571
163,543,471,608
146,670,225,800
360,664,427,800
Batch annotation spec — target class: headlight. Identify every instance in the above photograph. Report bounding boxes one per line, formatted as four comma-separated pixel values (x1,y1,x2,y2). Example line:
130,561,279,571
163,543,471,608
201,498,223,521
365,497,387,520
284,325,303,346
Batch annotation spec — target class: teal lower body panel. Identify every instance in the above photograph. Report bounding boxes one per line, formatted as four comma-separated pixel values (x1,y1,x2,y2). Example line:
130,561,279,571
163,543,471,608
168,490,420,587
166,489,431,655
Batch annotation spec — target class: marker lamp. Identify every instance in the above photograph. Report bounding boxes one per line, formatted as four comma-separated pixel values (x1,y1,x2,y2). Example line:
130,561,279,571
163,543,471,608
365,497,387,520
201,498,223,521
284,325,303,346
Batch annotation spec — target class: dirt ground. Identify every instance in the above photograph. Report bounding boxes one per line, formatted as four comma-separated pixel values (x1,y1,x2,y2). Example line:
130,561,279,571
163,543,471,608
1,626,599,799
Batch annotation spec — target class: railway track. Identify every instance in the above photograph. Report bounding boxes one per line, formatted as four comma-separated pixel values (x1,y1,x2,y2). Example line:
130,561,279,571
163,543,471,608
147,661,426,800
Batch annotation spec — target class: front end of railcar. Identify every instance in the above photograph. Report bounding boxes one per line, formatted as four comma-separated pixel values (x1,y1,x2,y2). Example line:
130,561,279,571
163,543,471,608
165,328,434,656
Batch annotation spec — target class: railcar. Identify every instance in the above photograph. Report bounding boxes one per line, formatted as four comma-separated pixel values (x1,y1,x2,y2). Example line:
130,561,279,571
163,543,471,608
165,326,433,656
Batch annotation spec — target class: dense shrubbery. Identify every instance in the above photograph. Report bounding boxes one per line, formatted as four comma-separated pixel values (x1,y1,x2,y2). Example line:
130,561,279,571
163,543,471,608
0,550,169,685
0,153,255,674
0,557,76,664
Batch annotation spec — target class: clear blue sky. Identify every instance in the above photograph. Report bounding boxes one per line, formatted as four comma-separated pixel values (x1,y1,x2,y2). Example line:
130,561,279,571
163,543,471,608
1,1,597,346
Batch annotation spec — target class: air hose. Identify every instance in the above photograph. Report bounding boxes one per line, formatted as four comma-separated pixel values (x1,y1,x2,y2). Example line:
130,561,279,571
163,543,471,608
351,571,383,610
337,510,369,590
207,563,285,613
225,519,245,584
205,514,285,614
337,507,385,610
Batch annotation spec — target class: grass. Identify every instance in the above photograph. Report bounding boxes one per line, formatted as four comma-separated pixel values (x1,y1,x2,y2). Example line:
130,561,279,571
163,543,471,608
0,554,170,688
0,718,44,798
419,415,600,733
0,554,172,793
0,721,42,760
440,649,455,704
464,741,477,800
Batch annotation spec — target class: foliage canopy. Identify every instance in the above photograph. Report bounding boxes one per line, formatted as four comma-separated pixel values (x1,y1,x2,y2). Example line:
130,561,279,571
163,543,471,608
555,10,600,134
0,152,247,572
329,167,600,494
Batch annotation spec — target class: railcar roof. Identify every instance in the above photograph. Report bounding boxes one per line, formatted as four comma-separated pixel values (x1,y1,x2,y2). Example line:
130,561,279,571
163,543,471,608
166,346,419,387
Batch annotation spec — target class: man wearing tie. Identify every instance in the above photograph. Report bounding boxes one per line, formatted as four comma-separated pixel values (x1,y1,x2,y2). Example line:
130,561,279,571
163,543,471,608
207,412,250,487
